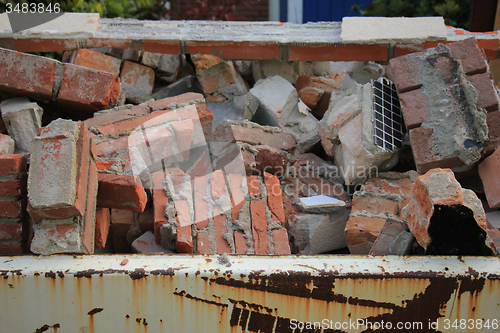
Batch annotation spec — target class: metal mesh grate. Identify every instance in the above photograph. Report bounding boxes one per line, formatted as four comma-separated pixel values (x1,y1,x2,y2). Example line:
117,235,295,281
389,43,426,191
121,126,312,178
372,77,405,152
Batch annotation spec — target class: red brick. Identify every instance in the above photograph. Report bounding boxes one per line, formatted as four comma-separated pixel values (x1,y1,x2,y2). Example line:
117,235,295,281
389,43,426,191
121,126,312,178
111,208,136,253
94,207,110,249
272,229,291,255
120,61,155,102
138,206,154,232
409,126,463,174
148,92,205,112
484,111,500,155
468,73,499,112
351,196,399,217
97,173,147,212
83,160,98,253
193,175,209,230
66,48,122,75
84,106,148,128
229,125,296,154
167,167,189,195
234,230,249,254
246,176,261,199
398,88,430,129
0,242,24,255
213,206,232,254
0,154,28,177
210,170,227,200
128,124,173,167
74,123,91,218
0,48,57,100
151,171,169,245
447,37,488,75
250,200,269,254
57,64,121,111
0,177,27,198
227,173,246,222
0,198,26,218
298,88,322,109
478,148,500,209
295,74,345,93
288,44,388,62
174,200,193,253
255,148,288,179
177,104,214,142
188,149,212,178
264,172,285,224
197,62,237,95
0,222,23,240
345,215,387,254
171,119,194,160
187,41,279,61
389,54,424,93
96,136,130,157
96,160,116,171
97,109,178,136
197,232,213,254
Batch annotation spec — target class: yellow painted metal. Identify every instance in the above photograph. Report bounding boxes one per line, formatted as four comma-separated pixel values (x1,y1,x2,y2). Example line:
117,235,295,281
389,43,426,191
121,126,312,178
1,255,499,332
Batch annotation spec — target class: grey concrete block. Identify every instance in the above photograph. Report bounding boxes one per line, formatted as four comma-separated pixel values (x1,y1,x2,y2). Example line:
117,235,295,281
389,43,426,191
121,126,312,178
0,97,43,154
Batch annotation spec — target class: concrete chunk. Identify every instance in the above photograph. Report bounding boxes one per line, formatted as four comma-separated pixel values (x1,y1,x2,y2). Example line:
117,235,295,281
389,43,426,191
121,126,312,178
0,97,43,154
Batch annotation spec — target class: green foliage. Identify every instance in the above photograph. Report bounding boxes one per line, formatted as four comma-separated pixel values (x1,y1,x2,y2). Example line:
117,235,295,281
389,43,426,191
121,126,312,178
71,0,167,20
351,0,472,30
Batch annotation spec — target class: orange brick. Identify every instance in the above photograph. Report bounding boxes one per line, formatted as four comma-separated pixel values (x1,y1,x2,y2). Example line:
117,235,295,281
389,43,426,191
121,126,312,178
234,230,249,254
175,200,193,253
171,119,194,160
0,154,28,177
66,48,122,75
272,229,291,255
84,105,148,128
479,148,500,209
151,171,169,245
264,172,285,224
246,176,261,199
148,92,204,112
97,109,177,136
227,173,246,222
213,206,232,254
210,170,227,200
97,173,147,212
250,200,269,254
0,198,26,218
120,61,155,102
197,232,213,254
193,175,209,230
94,207,110,249
0,177,27,198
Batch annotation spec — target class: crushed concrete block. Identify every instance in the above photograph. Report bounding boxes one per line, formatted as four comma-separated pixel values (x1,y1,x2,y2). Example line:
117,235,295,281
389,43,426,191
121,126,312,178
151,75,204,101
402,168,497,255
0,97,43,154
252,60,331,85
319,78,403,185
248,75,320,152
197,61,249,101
486,210,500,229
390,42,489,174
297,195,345,213
120,61,155,103
157,54,182,82
0,133,15,154
140,52,162,68
122,49,142,62
63,48,122,75
478,147,500,209
31,221,91,255
286,210,348,254
132,231,173,254
207,93,260,128
369,218,414,255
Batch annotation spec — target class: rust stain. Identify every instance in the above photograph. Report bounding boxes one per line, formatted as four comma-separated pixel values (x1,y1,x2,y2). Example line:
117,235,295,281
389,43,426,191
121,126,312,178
87,308,104,316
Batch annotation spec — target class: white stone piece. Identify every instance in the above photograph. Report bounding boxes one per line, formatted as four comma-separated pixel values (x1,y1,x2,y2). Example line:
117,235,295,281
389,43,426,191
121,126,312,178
297,195,345,213
0,133,15,154
341,17,447,44
0,97,43,154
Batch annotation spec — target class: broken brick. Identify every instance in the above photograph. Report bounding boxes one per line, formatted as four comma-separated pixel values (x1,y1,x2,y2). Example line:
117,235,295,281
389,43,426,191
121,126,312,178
64,48,122,75
272,229,291,255
468,72,499,112
120,60,155,103
478,148,500,209
264,172,285,224
250,200,269,254
447,37,488,75
97,173,147,212
174,200,193,253
94,207,110,249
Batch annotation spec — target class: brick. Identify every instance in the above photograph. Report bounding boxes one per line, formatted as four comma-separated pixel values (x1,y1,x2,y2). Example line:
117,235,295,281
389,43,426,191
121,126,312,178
196,61,248,99
344,215,387,254
120,61,155,102
97,109,178,136
398,88,430,129
84,105,148,128
0,197,26,218
132,230,173,254
234,230,249,254
409,126,463,174
111,208,136,253
213,206,232,254
96,136,130,157
128,124,173,167
97,173,147,212
174,200,193,253
228,124,296,154
0,222,23,240
197,232,213,254
295,74,345,93
192,54,225,73
227,173,247,221
246,176,261,199
254,148,288,179
148,92,205,112
31,223,91,255
176,104,214,142
210,170,227,200
447,37,488,75
479,148,500,209
389,54,424,93
0,48,57,100
369,218,413,255
193,175,209,230
484,111,500,155
298,87,322,109
250,200,269,254
151,171,169,245
351,197,399,217
94,207,110,249
272,229,291,255
96,160,116,171
0,154,28,176
66,48,122,75
57,64,121,111
468,73,499,112
83,160,98,253
138,206,154,232
264,172,285,224
0,242,24,255
171,119,194,160
0,177,27,198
